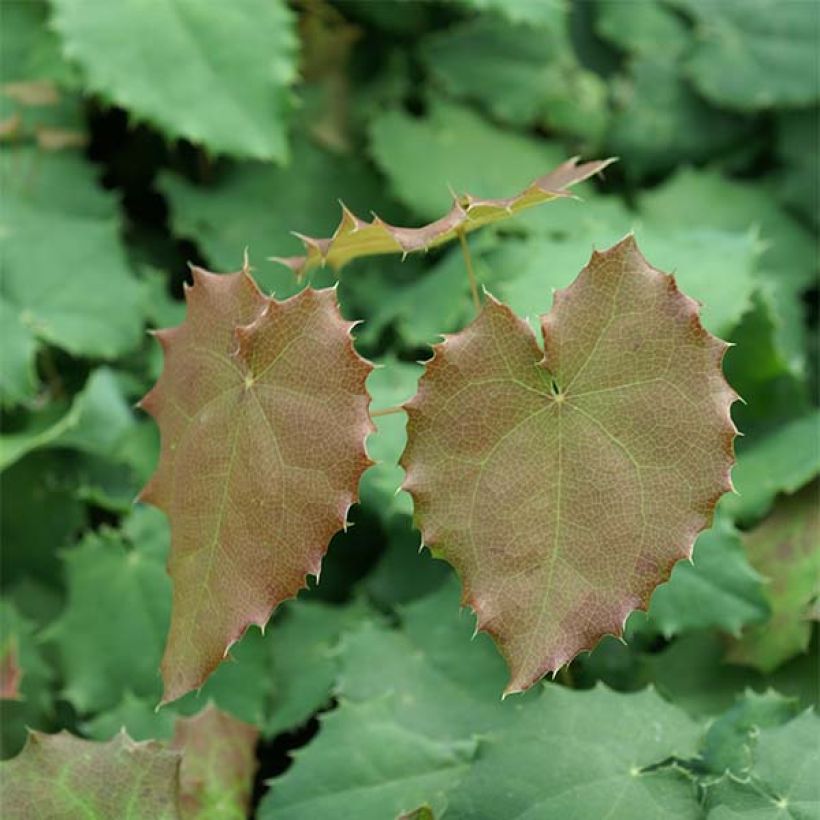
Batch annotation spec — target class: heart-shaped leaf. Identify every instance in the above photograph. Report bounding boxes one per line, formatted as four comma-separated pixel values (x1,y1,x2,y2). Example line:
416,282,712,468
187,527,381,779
401,236,737,693
139,265,373,703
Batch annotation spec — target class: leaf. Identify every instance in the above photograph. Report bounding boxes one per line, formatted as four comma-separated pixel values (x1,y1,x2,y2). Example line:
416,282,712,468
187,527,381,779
0,451,85,589
721,411,820,525
646,631,820,718
50,0,298,161
704,710,820,818
0,0,84,149
1,150,145,390
639,168,815,379
607,56,753,178
367,99,587,221
647,512,769,639
0,367,136,470
0,731,181,819
722,292,812,437
171,705,258,820
338,580,538,742
265,598,370,737
419,15,608,142
727,482,820,673
401,236,737,693
485,222,760,339
596,0,690,57
363,516,451,609
700,690,799,778
159,139,392,293
0,297,38,407
276,150,614,278
45,526,171,713
775,108,820,230
258,696,477,820
0,600,54,759
458,0,566,27
668,0,820,109
444,685,703,820
359,358,422,517
139,265,374,703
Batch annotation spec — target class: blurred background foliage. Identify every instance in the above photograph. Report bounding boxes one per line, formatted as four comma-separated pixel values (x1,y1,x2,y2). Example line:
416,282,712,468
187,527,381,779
0,0,818,816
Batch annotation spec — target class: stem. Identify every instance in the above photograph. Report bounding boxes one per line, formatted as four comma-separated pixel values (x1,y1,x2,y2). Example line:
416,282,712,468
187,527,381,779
371,405,404,418
457,228,481,315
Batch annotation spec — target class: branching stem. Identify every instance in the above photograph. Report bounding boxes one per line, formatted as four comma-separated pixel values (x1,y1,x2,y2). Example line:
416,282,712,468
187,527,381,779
457,228,481,315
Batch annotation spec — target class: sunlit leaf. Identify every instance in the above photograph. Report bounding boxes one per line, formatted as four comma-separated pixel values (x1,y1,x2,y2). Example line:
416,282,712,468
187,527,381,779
668,0,820,109
51,0,298,160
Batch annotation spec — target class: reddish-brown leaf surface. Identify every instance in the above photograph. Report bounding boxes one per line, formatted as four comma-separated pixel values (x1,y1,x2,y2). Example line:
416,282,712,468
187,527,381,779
172,704,259,818
0,638,21,700
273,157,615,278
727,480,820,672
139,265,373,703
0,731,181,818
401,236,737,694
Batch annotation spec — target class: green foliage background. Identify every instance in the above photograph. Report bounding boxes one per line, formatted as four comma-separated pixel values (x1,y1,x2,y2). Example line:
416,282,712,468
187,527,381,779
1,0,818,817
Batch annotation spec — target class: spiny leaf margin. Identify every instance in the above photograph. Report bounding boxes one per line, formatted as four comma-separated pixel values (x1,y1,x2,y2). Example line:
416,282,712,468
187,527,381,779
400,235,738,695
138,262,375,704
272,156,615,278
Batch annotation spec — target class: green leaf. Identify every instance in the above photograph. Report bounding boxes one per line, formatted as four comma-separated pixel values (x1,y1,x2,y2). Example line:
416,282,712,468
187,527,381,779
138,268,373,703
608,56,753,178
259,696,477,820
1,150,145,385
0,367,136,471
50,0,298,161
0,731,181,819
359,358,422,517
368,99,567,220
339,580,538,742
728,482,820,673
596,0,690,57
0,451,85,589
444,685,703,820
420,15,608,143
171,705,258,820
775,108,820,230
0,297,38,406
704,710,820,818
647,631,820,717
639,168,816,376
723,293,812,437
159,140,388,293
265,598,371,737
84,691,177,743
721,410,820,525
668,0,820,109
0,600,54,760
46,525,171,713
0,0,84,147
274,156,612,279
402,237,737,693
700,690,799,778
647,513,769,639
458,0,566,27
485,222,760,339
363,516,451,609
